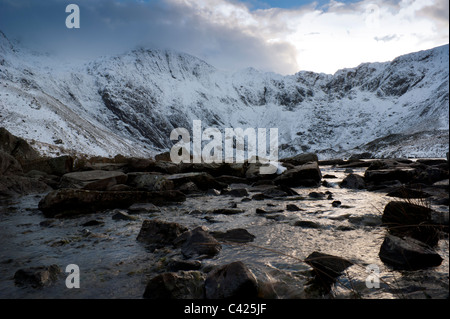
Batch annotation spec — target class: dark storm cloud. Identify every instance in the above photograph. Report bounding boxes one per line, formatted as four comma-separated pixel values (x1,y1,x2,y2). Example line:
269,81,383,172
0,0,298,73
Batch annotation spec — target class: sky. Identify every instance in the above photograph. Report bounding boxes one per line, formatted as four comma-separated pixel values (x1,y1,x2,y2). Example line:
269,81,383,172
0,0,448,75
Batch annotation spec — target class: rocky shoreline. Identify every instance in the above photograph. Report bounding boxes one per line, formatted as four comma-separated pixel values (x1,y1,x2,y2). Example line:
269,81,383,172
1,127,448,299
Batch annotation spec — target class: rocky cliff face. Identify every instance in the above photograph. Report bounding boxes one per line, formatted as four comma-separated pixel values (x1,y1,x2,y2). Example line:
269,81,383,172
0,30,448,159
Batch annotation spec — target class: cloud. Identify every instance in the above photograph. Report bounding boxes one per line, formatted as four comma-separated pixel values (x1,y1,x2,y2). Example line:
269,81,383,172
0,0,448,75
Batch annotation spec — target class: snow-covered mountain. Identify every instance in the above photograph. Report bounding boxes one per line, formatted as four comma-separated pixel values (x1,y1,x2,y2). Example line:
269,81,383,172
0,30,448,159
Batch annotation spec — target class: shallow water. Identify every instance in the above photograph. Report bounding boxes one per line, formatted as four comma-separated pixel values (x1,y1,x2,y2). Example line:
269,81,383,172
0,166,448,299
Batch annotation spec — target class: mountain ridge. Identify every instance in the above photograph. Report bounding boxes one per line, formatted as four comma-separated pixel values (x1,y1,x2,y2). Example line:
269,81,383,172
0,30,448,159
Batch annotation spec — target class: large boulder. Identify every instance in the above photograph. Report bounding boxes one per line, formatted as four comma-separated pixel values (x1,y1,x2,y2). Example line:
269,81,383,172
59,170,127,190
0,127,40,164
379,235,443,270
382,201,439,246
38,189,186,217
0,175,51,198
274,162,322,187
0,150,23,175
204,261,258,299
143,271,206,299
339,173,366,189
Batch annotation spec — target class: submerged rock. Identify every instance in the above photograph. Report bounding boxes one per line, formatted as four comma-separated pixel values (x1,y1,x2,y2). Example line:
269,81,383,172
14,264,61,288
210,228,256,243
176,226,222,259
136,219,188,248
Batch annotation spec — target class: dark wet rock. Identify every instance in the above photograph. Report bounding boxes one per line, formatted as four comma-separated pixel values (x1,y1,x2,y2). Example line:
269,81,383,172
167,259,202,272
379,235,443,270
414,166,449,185
0,127,41,164
205,261,258,299
241,197,251,202
0,175,51,198
251,193,266,201
22,156,74,176
294,220,321,228
304,251,353,283
323,174,337,179
137,219,188,249
308,191,326,199
112,210,138,221
256,208,270,215
143,271,205,299
0,150,23,175
340,174,366,189
336,160,372,168
59,170,127,190
416,159,448,166
221,188,249,197
382,201,439,246
176,226,222,259
82,220,104,227
178,181,201,194
216,175,249,185
167,172,227,191
280,153,318,166
336,225,355,231
260,185,298,199
154,152,172,162
274,162,322,187
210,228,256,243
364,168,417,184
318,159,346,166
349,152,373,160
366,180,403,191
126,173,174,191
107,184,134,191
128,202,160,214
286,204,302,211
0,150,51,197
386,187,431,199
38,189,186,217
332,201,342,207
209,208,244,215
14,264,61,288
